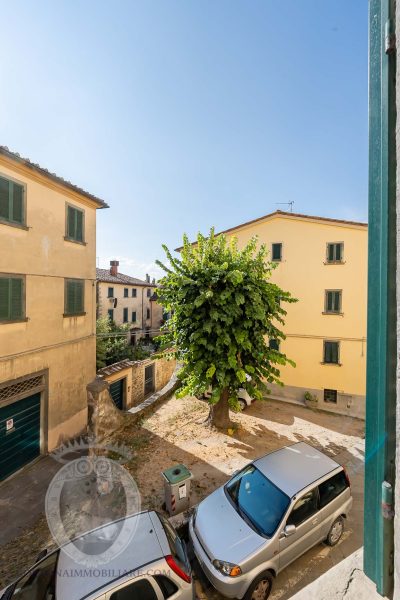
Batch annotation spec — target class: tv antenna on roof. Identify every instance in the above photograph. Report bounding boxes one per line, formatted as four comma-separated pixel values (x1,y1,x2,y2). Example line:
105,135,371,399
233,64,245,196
276,201,294,213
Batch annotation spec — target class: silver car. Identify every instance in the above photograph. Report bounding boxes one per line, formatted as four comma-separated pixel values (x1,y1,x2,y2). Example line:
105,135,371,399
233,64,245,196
1,510,194,600
190,442,352,600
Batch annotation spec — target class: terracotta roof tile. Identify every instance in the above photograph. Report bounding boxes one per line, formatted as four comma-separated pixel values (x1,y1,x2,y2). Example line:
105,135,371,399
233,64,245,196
96,268,157,286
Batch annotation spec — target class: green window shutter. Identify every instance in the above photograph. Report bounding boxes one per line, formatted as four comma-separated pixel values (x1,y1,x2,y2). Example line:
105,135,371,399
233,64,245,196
11,182,24,224
76,281,84,313
67,206,75,239
335,244,342,261
0,177,10,220
66,280,74,314
334,291,341,312
326,291,332,311
66,280,84,314
0,279,10,320
75,209,83,242
327,244,334,262
10,278,23,319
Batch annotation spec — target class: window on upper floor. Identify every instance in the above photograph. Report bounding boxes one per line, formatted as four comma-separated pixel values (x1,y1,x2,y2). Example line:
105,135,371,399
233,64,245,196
132,311,137,322
326,242,344,263
324,290,342,314
132,288,137,297
271,243,282,262
147,288,151,297
323,340,340,365
124,288,128,297
108,287,114,298
0,174,25,226
269,339,280,351
0,275,25,322
66,204,84,243
64,279,85,316
123,307,128,322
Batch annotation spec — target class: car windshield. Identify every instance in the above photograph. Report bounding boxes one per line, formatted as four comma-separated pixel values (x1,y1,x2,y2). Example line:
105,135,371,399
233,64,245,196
5,552,58,600
225,465,290,537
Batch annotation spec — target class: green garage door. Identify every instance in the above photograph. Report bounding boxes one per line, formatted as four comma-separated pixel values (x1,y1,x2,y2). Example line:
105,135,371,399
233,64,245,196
110,379,124,410
0,392,41,481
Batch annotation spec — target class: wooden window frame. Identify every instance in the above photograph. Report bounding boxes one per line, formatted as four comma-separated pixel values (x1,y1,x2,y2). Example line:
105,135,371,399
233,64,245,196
325,242,344,264
0,273,27,323
64,279,85,317
324,289,343,314
271,242,283,262
64,203,86,245
0,172,27,229
322,340,341,366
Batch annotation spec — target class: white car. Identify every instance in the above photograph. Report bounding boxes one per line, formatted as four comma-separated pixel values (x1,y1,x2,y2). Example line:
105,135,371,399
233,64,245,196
201,387,254,411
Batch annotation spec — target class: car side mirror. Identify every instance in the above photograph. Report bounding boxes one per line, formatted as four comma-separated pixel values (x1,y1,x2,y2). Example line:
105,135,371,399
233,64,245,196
283,524,296,537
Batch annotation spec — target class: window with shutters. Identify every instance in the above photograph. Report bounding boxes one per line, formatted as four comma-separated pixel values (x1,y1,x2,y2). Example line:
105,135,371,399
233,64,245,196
123,307,128,322
0,275,25,322
323,340,340,365
65,204,84,243
64,279,85,316
324,290,342,314
0,174,25,226
269,339,280,351
271,243,282,261
326,242,344,263
132,311,137,322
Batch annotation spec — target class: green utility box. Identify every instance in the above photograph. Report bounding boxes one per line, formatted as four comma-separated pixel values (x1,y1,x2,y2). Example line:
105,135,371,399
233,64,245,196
162,464,193,516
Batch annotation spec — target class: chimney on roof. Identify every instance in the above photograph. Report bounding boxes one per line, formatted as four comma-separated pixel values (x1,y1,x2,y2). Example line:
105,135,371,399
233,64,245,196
152,277,156,284
110,260,119,276
146,273,150,283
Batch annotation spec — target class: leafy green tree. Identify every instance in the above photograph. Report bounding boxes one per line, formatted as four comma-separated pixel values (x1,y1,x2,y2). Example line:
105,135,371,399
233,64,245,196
96,317,132,368
156,229,297,429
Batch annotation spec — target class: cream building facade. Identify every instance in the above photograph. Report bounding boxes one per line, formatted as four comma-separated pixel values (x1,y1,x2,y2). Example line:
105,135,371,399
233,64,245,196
0,146,108,480
221,210,368,418
96,261,163,341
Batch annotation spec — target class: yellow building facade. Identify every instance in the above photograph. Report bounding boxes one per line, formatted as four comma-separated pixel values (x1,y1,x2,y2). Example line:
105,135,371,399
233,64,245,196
222,211,368,418
0,147,108,480
97,262,164,341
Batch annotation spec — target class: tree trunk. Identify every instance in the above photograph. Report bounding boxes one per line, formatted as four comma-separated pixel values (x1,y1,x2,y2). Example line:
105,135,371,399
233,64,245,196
208,388,233,429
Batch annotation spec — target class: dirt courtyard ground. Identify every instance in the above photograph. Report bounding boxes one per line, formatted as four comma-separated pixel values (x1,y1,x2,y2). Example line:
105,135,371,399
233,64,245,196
0,395,364,598
133,395,365,600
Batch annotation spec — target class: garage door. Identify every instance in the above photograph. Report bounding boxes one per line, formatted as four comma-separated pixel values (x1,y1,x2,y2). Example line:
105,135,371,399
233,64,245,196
0,392,41,481
109,379,124,410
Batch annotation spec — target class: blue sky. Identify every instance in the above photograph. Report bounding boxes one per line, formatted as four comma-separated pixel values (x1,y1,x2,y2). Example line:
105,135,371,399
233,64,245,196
0,0,368,279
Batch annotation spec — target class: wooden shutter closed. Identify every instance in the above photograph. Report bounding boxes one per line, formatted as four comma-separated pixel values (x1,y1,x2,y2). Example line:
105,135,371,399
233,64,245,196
11,183,23,223
67,206,75,239
0,279,9,320
10,278,23,319
0,177,9,220
75,209,83,242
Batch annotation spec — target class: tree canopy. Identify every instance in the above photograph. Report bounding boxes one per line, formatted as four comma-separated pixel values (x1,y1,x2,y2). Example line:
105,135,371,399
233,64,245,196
156,229,297,428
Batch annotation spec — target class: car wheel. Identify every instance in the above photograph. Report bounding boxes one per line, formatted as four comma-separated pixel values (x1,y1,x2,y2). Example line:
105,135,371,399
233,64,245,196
238,399,247,411
244,571,273,600
326,516,344,546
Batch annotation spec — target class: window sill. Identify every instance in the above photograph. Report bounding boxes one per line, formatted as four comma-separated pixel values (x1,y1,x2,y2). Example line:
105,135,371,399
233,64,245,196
0,317,29,324
322,312,344,316
0,219,29,231
63,312,86,318
323,261,345,265
321,362,342,367
64,237,87,246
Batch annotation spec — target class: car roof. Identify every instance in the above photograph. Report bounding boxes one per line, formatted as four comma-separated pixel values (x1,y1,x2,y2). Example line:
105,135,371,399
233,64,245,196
253,442,341,498
56,511,168,600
